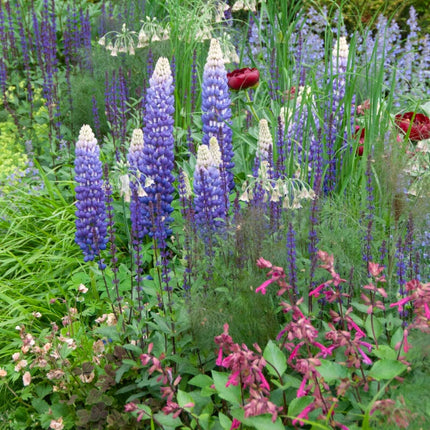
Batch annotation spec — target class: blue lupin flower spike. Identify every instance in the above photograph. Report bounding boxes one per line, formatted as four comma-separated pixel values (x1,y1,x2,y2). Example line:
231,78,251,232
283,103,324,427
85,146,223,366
193,141,226,236
141,57,175,241
202,39,234,192
74,124,108,264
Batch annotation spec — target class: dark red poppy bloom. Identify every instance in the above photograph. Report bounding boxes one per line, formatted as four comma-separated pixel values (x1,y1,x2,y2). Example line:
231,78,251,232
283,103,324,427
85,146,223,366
227,67,259,90
395,112,430,141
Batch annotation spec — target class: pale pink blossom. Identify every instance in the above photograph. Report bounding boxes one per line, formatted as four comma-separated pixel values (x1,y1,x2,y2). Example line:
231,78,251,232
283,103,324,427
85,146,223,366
49,417,64,430
22,371,31,386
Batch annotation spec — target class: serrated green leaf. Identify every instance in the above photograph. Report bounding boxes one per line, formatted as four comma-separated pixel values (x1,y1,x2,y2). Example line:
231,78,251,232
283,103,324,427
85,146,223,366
31,398,50,414
211,370,241,405
35,384,52,399
368,359,407,380
263,340,287,377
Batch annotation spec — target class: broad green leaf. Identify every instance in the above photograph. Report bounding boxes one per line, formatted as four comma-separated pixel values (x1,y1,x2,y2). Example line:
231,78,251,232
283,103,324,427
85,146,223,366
287,395,314,418
231,408,285,430
317,359,347,382
211,370,241,405
365,316,383,342
372,345,397,360
188,374,213,388
177,389,194,409
368,359,407,380
263,340,287,377
153,411,182,429
218,412,232,430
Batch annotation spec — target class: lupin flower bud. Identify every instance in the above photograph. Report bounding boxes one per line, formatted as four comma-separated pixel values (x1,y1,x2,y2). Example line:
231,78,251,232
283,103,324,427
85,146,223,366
74,125,108,263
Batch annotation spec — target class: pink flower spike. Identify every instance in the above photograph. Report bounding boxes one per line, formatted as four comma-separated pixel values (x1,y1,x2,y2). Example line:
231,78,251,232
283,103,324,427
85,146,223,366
226,370,240,387
389,296,412,312
292,404,314,426
297,376,307,397
403,329,411,354
216,347,223,366
424,303,430,319
230,418,241,430
347,318,366,338
357,347,373,365
256,257,272,268
309,282,327,297
255,278,275,295
258,370,270,391
313,341,332,358
288,342,304,362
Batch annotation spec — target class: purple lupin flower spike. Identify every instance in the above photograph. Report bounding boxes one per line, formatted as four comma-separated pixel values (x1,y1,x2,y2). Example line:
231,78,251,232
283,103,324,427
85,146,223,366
193,143,226,236
127,128,147,239
202,39,234,192
142,57,175,241
74,125,108,265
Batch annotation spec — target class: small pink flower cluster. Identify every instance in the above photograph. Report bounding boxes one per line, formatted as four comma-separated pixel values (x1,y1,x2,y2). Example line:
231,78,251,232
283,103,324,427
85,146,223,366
214,323,281,426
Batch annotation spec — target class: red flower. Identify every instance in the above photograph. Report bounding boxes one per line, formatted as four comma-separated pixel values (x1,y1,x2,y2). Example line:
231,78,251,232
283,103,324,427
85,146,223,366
354,126,365,156
227,67,259,90
395,112,430,141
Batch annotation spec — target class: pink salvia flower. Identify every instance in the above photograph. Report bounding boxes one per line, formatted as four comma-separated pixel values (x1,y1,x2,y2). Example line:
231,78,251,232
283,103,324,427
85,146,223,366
357,347,373,365
424,303,430,319
230,418,241,429
256,257,272,268
309,282,327,297
216,347,223,366
258,369,270,391
297,376,307,397
390,296,412,312
226,370,240,387
255,278,275,295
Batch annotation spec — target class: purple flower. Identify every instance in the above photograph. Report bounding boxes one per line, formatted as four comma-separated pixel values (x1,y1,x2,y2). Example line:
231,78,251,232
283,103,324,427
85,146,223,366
193,142,226,235
141,57,175,241
74,125,108,263
202,39,234,193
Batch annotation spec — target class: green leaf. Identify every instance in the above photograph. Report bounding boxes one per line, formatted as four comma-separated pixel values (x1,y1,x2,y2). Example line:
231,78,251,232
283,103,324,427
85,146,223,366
218,412,232,430
263,340,287,377
231,408,285,430
35,384,52,399
365,316,383,342
287,396,314,418
115,362,132,383
188,374,213,388
211,370,241,405
31,398,50,414
153,411,182,429
177,389,194,409
372,345,397,360
317,359,348,382
368,359,407,380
